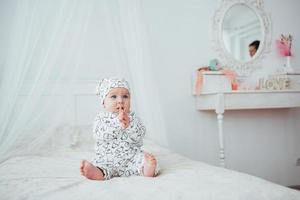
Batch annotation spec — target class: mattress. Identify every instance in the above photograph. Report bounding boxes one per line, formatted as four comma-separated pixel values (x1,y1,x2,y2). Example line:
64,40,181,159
0,140,299,200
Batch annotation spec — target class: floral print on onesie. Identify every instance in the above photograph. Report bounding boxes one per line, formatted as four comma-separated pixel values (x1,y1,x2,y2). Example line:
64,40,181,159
92,111,146,180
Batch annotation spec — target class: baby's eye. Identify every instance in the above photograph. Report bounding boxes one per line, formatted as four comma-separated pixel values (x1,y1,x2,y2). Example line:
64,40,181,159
110,95,117,99
123,95,129,98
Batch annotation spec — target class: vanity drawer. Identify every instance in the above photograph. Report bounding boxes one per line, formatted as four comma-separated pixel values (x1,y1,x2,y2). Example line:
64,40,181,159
201,71,232,93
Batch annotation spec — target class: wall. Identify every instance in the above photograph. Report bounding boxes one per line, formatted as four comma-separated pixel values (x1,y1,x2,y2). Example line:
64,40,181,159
140,0,300,186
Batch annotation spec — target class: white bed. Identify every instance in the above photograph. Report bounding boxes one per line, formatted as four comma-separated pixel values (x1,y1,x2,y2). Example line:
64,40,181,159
1,139,299,200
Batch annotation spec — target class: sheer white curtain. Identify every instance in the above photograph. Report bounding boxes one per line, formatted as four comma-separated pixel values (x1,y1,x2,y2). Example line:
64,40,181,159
0,0,167,162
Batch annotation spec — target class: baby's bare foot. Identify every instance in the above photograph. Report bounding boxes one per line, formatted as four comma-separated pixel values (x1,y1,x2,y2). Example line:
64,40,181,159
80,160,104,180
143,153,157,177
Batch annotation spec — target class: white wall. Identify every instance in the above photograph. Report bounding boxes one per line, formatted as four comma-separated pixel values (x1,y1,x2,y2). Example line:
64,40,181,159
139,0,300,186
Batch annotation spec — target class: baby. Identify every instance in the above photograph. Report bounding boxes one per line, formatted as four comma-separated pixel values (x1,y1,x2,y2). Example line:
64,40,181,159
80,78,157,180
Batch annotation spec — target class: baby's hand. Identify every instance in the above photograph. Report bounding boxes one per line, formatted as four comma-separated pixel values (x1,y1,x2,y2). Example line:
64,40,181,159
118,108,129,129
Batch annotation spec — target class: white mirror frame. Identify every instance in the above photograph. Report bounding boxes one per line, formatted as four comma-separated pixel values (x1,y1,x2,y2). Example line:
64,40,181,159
212,0,272,76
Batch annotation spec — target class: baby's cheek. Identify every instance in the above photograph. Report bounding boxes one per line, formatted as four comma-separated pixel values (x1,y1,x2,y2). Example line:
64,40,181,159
106,103,117,112
125,102,131,112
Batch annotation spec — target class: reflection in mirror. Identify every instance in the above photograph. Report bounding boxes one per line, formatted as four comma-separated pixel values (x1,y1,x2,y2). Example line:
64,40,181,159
222,4,262,62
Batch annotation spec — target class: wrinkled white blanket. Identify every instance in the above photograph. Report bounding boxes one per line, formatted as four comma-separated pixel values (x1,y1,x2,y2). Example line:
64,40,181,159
0,140,299,200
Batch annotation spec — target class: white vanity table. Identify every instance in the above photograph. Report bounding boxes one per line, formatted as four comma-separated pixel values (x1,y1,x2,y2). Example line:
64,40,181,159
196,87,300,168
196,72,300,167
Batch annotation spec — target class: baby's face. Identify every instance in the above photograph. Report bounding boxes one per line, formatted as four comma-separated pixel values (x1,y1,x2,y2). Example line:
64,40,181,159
103,87,131,113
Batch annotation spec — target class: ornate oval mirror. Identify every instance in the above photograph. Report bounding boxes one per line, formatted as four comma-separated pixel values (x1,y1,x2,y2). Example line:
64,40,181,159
212,0,271,75
222,4,263,62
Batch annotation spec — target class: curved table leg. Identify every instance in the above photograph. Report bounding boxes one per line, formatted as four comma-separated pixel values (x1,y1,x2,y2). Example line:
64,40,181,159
216,93,226,167
217,113,225,167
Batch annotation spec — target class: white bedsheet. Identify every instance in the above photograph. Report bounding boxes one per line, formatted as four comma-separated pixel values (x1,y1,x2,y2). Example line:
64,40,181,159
1,141,299,200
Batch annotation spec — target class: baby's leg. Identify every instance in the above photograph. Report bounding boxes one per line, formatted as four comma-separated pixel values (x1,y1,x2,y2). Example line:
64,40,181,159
142,152,157,177
80,160,105,180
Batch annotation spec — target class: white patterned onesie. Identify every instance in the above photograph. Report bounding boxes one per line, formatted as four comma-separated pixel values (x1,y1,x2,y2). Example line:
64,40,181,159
92,111,146,180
